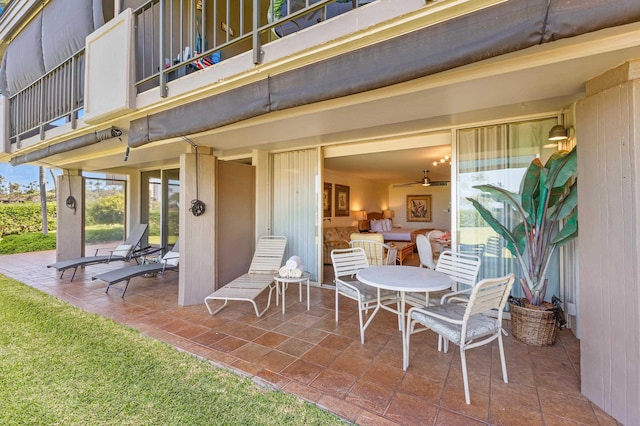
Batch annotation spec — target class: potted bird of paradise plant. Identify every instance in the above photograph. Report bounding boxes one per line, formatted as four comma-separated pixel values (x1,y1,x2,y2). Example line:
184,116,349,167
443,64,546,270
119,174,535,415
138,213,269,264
467,146,578,345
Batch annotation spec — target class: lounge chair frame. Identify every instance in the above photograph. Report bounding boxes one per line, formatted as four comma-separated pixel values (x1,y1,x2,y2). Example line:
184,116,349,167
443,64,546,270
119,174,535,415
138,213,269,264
92,241,179,298
47,224,156,281
204,236,287,317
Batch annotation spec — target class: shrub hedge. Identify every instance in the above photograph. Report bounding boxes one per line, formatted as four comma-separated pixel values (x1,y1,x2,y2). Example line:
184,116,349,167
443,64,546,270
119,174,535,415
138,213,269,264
0,203,56,237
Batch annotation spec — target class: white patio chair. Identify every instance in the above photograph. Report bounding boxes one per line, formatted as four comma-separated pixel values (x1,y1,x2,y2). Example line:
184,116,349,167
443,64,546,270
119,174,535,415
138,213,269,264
349,233,397,266
204,236,287,317
405,250,481,308
416,234,436,269
405,273,515,404
331,247,400,344
426,229,445,257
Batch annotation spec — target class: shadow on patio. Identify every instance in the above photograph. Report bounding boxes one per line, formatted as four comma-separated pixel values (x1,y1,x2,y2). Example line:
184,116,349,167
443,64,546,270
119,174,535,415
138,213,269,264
0,250,619,425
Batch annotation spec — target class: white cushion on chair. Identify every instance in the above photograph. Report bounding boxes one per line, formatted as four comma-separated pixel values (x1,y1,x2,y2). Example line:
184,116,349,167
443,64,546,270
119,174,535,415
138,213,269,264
162,252,180,267
410,303,500,345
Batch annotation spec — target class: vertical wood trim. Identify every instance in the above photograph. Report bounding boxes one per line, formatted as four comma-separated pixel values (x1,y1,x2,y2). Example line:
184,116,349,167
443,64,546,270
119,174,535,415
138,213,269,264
55,173,85,261
179,153,216,306
577,79,640,424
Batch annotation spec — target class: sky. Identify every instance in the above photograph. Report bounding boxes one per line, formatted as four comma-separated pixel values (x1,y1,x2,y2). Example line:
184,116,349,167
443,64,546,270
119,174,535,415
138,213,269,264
0,163,58,188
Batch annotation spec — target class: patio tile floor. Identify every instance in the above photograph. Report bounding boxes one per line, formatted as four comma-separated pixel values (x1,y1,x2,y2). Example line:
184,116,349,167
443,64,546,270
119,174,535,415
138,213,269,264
0,250,621,425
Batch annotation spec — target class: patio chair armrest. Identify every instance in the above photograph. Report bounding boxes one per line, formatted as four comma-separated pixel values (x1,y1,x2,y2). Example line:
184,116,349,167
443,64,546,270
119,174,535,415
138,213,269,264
440,288,472,305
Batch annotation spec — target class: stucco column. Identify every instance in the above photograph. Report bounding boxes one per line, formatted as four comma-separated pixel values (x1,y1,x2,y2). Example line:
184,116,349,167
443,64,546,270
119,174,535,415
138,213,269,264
178,149,216,306
576,60,640,424
55,170,84,261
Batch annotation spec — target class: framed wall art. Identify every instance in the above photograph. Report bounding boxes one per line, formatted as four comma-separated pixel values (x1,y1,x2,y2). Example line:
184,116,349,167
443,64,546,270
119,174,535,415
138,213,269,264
323,182,332,217
334,184,350,217
407,194,432,222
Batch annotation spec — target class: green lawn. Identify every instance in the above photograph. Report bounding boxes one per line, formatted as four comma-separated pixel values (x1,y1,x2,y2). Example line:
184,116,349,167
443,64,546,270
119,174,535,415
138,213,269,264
0,275,343,425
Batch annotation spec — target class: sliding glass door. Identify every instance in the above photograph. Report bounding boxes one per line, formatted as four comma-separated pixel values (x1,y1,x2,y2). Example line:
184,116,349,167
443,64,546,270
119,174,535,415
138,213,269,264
141,168,180,249
455,117,561,298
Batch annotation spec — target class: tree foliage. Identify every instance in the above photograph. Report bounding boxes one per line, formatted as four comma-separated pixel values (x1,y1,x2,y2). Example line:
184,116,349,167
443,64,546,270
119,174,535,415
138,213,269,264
86,194,125,225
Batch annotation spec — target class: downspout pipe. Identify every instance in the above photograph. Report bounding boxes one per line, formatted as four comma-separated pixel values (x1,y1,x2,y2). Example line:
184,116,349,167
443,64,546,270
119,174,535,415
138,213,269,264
9,127,123,166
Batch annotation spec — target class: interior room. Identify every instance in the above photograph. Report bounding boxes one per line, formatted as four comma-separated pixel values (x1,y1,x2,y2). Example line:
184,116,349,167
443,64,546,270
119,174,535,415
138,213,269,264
322,143,452,281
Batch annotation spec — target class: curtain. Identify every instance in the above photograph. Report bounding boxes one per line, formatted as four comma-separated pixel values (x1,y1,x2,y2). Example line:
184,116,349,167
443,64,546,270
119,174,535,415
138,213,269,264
271,148,320,281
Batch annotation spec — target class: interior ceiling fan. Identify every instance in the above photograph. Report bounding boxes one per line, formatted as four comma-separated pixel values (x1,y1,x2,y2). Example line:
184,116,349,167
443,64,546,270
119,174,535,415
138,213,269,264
393,169,450,187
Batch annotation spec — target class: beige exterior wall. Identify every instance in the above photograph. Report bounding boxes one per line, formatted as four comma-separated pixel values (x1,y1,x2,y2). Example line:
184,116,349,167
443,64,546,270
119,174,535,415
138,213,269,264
55,172,84,261
178,151,216,306
577,62,640,424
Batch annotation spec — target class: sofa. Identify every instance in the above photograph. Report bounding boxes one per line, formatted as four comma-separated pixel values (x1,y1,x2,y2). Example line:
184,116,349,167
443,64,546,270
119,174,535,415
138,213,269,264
323,226,357,264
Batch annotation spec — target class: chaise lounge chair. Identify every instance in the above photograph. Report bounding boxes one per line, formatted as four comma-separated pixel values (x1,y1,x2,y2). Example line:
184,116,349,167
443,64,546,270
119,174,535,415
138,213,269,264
47,224,154,281
204,235,287,317
91,241,179,298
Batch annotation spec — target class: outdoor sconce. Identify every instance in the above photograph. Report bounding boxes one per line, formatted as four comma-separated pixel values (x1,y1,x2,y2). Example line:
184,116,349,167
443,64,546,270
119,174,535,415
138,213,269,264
548,124,569,141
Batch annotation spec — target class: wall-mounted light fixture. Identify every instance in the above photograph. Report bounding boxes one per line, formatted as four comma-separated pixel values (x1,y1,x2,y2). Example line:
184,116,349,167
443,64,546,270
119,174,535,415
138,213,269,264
545,125,575,148
548,124,569,141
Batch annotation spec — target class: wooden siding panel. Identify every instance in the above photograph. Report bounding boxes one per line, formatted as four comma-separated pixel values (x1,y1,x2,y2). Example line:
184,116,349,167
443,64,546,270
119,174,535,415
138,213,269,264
577,79,640,424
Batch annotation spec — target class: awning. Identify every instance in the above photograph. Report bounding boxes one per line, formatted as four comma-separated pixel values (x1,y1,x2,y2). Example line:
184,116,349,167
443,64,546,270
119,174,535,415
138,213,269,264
10,127,123,166
128,0,640,148
0,0,104,96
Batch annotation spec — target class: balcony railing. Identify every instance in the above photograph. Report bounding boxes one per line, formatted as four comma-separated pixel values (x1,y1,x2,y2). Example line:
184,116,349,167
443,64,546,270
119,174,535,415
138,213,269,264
6,0,373,145
134,0,373,96
9,49,84,145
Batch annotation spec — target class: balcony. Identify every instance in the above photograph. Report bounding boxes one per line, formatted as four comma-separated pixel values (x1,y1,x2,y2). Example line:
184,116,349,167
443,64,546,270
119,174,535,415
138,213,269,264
3,0,389,148
1,0,479,152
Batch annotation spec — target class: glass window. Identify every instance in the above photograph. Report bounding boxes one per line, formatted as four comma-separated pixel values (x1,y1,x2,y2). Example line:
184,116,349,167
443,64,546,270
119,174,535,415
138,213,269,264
141,169,179,249
84,174,127,250
456,117,561,298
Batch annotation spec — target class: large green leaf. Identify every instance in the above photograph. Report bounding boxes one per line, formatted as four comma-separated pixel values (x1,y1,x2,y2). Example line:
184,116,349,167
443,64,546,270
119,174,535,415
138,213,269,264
520,158,542,220
471,185,522,212
549,182,577,221
536,169,550,228
511,221,528,257
466,198,517,246
545,146,577,190
552,211,578,246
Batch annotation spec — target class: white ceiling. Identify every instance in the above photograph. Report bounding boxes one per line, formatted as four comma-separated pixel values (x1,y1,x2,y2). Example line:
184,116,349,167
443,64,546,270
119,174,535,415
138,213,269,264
324,145,453,185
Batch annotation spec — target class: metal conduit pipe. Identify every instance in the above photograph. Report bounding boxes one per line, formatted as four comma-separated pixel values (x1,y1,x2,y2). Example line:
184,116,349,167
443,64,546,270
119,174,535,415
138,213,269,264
9,127,123,166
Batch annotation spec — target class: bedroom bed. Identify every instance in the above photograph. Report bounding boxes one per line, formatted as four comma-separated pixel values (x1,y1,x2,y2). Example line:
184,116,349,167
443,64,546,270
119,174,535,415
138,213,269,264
366,212,434,244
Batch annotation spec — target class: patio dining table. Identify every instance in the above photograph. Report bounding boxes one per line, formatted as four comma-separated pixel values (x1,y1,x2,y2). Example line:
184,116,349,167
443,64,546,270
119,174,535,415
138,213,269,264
356,265,451,369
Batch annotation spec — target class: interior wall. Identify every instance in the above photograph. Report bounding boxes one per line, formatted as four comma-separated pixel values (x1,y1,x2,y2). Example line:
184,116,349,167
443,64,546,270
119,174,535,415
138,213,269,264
323,168,388,228
389,184,451,231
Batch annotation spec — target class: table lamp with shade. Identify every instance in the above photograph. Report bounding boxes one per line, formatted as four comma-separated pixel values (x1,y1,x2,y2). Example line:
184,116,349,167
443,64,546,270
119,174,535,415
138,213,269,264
355,211,368,232
384,209,395,226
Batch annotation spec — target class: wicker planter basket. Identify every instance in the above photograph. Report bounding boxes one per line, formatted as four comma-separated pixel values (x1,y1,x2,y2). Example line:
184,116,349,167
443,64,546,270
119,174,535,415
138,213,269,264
509,299,558,346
